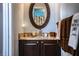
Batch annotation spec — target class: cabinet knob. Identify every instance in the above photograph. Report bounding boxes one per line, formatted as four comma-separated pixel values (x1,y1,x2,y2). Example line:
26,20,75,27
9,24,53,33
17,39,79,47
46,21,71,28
41,41,44,43
36,41,39,44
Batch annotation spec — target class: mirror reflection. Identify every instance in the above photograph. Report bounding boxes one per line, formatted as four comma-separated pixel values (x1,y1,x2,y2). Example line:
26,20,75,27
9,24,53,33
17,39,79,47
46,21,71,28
29,3,50,29
32,3,47,26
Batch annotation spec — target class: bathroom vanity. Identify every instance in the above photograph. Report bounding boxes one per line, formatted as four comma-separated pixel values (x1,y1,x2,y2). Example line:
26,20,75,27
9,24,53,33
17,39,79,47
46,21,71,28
19,36,61,56
19,3,61,56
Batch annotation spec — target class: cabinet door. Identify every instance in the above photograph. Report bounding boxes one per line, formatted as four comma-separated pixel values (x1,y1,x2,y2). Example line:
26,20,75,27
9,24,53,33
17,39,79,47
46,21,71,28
23,40,39,56
42,40,60,56
19,40,24,56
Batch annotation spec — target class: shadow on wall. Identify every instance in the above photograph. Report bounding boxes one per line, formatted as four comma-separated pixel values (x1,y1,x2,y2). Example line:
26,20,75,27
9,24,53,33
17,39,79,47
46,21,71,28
0,3,3,56
61,3,79,19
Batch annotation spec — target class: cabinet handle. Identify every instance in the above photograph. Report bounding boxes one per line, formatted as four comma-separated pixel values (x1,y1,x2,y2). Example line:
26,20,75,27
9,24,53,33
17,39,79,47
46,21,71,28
36,41,39,44
41,41,44,43
24,43,36,45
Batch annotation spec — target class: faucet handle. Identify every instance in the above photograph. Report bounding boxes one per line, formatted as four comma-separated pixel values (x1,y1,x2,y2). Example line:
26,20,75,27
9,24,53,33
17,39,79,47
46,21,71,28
36,41,39,44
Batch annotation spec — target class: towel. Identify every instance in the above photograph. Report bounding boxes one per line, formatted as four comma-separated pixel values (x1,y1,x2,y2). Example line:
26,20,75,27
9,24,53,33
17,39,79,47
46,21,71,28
61,48,72,56
68,13,79,50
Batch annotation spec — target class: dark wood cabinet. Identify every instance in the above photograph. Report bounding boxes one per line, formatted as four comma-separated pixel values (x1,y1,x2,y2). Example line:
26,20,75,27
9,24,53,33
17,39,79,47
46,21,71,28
23,42,38,56
19,40,61,56
41,40,60,56
19,40,39,56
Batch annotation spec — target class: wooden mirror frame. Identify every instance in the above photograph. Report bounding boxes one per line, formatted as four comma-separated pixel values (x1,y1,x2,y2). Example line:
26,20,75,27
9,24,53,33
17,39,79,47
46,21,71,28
29,3,50,29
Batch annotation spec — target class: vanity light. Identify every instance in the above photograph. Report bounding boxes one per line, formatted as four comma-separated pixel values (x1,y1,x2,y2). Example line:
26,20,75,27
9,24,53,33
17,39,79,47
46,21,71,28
21,23,26,32
21,23,26,28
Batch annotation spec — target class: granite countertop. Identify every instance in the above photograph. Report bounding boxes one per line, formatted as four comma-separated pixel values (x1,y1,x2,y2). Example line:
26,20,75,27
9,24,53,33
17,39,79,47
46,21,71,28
19,36,60,40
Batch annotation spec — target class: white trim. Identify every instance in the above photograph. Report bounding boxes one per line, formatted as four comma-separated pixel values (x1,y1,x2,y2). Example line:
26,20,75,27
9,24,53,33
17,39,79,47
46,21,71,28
3,3,12,56
3,3,9,56
8,3,12,56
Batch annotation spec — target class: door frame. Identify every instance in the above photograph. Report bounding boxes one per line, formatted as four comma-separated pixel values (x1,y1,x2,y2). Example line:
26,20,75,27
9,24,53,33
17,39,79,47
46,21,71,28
3,3,13,56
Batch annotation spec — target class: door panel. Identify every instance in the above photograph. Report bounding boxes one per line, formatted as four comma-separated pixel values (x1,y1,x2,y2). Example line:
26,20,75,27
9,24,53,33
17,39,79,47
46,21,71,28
23,40,39,56
43,43,58,56
23,43,38,56
42,40,61,56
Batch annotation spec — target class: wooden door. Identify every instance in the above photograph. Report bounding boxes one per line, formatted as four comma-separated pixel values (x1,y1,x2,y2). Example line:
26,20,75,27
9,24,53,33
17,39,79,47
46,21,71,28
19,40,39,56
23,40,39,56
42,40,61,56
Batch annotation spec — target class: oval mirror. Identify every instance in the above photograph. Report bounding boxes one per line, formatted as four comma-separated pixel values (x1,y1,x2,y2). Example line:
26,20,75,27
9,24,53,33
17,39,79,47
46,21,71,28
29,3,50,29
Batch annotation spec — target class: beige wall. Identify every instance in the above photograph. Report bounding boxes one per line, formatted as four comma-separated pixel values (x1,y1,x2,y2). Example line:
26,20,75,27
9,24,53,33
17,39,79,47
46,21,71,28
12,3,24,56
23,3,39,32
